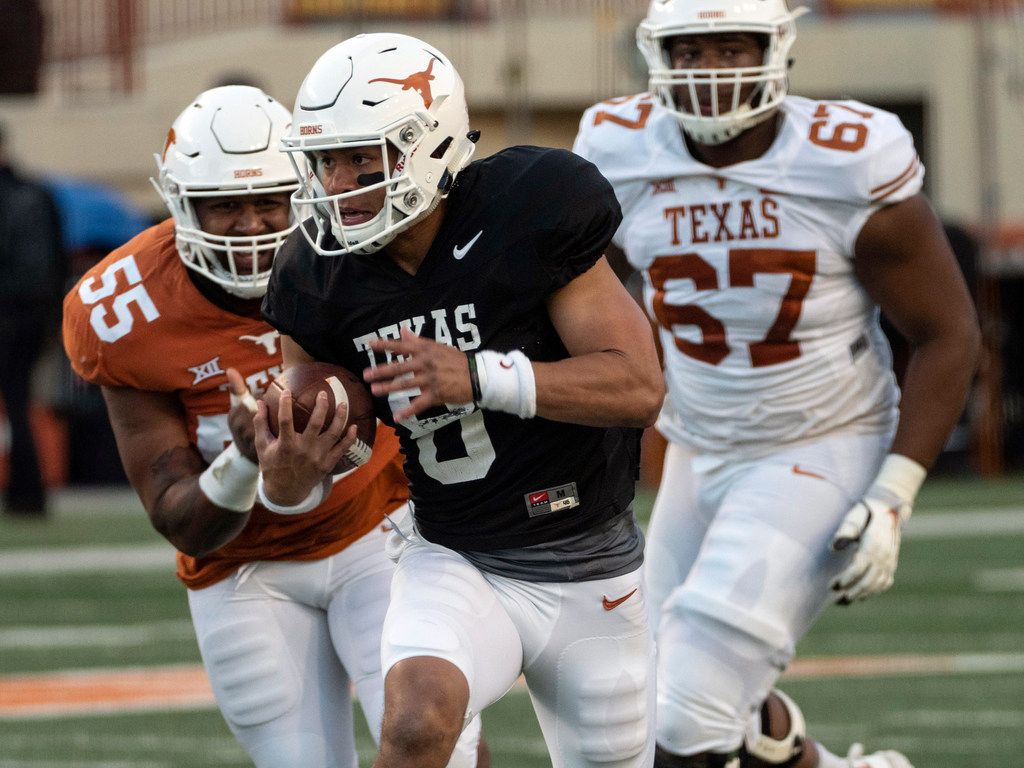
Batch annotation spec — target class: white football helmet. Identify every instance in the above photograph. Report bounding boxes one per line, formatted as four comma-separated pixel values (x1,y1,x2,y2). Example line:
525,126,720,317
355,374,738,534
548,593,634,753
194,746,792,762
153,85,299,298
282,33,477,256
638,0,808,145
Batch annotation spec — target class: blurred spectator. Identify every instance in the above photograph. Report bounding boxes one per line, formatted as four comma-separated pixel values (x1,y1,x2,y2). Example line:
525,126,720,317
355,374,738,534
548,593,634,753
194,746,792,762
0,0,46,94
0,122,65,517
44,177,151,487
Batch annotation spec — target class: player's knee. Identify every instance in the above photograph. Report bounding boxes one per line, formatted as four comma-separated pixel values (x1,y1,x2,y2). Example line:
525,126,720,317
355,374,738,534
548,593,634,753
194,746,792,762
657,696,739,759
654,744,740,768
657,605,795,757
380,711,462,765
740,689,806,767
380,658,468,763
201,620,298,727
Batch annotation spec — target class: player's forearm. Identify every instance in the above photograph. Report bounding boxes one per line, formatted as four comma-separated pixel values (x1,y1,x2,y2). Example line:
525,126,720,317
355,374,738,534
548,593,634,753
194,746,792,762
145,445,253,558
533,349,664,428
151,478,252,558
889,326,980,468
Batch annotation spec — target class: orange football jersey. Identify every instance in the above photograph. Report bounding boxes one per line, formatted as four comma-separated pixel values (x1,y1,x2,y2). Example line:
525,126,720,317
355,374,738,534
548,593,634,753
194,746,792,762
63,219,408,589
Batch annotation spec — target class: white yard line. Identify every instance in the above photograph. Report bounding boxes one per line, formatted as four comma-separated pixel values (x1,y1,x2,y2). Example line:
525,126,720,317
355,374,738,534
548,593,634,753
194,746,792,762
975,567,1024,592
783,652,1024,680
0,544,172,576
904,509,1024,538
0,620,194,649
0,762,170,768
1,509,1021,579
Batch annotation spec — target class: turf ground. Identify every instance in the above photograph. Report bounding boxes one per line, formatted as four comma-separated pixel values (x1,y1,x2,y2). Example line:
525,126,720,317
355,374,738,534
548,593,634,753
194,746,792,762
1,475,1022,767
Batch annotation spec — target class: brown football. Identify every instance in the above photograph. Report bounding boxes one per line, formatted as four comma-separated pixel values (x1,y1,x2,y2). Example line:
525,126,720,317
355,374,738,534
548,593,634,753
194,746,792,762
263,362,376,474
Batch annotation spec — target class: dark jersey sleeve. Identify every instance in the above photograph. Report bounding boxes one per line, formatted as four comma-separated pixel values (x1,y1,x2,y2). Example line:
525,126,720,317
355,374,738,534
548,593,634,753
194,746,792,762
521,148,622,291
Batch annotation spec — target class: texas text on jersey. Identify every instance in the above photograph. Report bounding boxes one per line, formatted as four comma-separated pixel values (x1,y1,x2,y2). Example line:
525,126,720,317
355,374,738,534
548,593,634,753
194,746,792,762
264,146,642,553
63,219,408,588
574,94,921,456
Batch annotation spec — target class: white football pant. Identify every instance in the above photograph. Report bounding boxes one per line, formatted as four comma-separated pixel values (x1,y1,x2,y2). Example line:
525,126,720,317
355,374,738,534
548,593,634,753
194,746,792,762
187,507,482,768
646,429,891,756
381,525,656,768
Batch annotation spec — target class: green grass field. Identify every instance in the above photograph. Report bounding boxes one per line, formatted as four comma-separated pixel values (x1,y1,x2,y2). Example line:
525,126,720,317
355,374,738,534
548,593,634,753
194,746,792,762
1,476,1022,767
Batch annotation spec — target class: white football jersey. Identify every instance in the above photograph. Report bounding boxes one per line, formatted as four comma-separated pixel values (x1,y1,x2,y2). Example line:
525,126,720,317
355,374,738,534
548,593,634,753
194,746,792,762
575,95,922,454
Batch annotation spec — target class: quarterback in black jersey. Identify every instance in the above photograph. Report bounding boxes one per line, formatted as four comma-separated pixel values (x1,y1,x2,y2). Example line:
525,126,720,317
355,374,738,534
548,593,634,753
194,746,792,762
256,33,663,768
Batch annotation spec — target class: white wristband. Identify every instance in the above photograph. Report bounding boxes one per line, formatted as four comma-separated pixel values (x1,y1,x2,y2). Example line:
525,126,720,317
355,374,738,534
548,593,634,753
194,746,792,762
474,349,537,419
197,443,259,513
256,473,326,516
869,453,927,507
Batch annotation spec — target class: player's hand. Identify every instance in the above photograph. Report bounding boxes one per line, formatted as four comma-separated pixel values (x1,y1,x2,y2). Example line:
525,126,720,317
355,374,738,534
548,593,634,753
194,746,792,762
225,368,259,462
363,326,473,422
253,388,355,506
830,492,911,604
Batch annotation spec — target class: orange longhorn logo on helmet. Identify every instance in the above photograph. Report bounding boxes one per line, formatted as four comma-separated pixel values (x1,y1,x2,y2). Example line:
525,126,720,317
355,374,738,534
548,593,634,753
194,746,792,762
161,127,176,162
368,57,438,109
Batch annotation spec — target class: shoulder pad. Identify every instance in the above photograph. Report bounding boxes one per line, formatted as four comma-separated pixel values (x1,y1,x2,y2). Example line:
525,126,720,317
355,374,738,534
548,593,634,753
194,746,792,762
575,94,658,182
781,97,923,206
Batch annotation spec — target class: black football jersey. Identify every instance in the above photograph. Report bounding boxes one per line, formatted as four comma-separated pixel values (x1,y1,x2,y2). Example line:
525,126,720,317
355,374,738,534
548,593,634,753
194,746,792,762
264,146,641,551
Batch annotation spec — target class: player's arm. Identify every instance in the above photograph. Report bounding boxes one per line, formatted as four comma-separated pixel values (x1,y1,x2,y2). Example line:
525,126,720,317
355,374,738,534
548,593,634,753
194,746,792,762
606,241,664,366
854,192,980,468
830,192,981,602
364,257,664,428
536,255,663,426
101,377,257,558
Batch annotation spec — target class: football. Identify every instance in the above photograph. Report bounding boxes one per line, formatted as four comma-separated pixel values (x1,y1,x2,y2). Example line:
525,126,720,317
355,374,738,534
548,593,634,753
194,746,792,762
263,362,376,473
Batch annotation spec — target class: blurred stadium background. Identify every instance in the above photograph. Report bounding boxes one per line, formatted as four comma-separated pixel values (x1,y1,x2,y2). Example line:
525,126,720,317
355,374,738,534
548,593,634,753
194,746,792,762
1,1,1022,766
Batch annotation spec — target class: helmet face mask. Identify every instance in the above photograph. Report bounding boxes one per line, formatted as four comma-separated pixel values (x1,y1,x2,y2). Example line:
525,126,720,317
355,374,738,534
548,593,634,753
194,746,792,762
283,33,477,256
153,85,299,298
638,0,808,146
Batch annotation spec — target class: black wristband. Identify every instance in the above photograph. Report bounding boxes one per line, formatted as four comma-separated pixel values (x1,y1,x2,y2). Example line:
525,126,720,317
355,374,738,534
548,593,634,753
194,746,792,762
467,352,483,405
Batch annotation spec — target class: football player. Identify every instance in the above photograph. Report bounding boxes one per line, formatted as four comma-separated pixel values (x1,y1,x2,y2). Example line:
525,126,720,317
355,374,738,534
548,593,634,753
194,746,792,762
62,85,486,768
258,32,665,768
574,2,981,768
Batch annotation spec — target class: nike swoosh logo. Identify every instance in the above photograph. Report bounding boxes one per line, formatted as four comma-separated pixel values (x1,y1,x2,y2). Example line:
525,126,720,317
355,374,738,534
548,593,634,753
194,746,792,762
792,464,825,480
453,230,483,260
602,588,637,611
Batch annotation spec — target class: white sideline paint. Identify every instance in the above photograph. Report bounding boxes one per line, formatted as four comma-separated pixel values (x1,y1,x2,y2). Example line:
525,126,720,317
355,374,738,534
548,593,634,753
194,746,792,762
0,762,169,768
975,568,1024,592
1,509,1021,578
903,509,1024,538
0,544,172,576
892,709,1024,728
783,652,1024,680
0,620,194,649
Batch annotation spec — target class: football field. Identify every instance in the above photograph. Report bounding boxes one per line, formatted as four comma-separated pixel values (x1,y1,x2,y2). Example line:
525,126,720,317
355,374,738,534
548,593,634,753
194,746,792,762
1,475,1022,767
